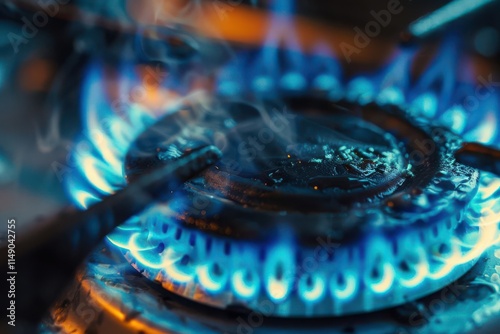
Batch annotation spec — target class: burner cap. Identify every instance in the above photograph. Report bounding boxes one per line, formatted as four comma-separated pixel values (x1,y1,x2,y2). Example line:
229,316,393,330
202,104,409,212
125,97,470,242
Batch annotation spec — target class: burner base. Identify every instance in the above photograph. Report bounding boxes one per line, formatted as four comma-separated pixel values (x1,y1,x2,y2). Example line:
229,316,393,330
44,243,500,334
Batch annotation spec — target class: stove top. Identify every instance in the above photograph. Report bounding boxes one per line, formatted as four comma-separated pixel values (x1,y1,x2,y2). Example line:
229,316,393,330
1,1,500,333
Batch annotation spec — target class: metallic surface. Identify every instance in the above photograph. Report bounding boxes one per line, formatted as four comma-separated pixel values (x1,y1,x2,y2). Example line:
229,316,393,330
0,145,221,329
43,243,500,334
456,142,500,177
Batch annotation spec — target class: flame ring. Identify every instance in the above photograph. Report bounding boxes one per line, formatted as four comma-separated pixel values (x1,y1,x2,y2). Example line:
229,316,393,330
114,97,483,316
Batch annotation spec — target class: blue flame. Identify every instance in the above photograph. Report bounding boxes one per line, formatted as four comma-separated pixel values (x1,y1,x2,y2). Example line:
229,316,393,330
410,0,495,38
65,10,500,317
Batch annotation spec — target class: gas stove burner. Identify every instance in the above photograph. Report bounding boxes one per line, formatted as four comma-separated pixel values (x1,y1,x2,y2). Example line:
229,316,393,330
126,98,411,214
121,96,481,317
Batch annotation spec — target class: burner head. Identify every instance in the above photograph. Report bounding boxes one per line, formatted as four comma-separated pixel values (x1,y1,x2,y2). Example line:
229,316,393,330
123,96,480,317
202,103,408,212
125,97,473,241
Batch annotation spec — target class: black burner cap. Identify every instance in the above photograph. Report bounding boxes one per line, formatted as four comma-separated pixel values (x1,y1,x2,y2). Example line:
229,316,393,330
124,97,476,243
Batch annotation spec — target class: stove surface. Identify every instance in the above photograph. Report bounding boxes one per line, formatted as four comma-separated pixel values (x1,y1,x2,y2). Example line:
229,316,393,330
1,1,500,334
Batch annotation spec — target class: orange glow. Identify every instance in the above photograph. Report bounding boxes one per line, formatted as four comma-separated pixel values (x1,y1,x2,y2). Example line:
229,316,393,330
127,0,396,65
100,64,186,113
79,278,168,334
19,58,55,91
199,5,272,46
132,84,182,111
